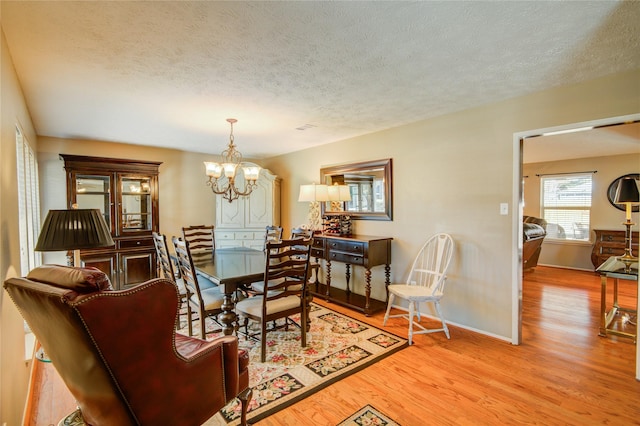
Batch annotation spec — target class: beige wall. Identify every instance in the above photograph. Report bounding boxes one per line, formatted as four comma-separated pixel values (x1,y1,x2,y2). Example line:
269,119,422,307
523,154,640,271
1,28,39,426
262,69,640,340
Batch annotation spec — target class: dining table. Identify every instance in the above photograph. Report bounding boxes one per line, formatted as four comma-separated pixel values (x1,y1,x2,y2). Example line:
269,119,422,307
194,247,266,336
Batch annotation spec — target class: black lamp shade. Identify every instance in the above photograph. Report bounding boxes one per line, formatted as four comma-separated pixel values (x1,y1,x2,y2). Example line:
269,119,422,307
614,178,640,204
35,209,115,251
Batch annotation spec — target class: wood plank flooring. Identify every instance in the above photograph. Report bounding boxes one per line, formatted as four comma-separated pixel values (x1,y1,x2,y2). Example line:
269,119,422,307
29,266,639,425
259,266,639,426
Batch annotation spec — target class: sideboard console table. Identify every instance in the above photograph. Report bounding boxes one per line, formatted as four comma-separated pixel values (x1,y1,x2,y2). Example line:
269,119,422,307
592,229,639,269
309,234,392,316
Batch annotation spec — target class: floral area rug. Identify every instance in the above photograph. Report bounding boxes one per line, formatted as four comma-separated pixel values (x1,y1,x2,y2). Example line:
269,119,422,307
337,405,400,426
178,303,407,425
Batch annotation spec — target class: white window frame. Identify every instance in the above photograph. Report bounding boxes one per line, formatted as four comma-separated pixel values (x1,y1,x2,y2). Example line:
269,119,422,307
540,173,593,242
16,125,41,275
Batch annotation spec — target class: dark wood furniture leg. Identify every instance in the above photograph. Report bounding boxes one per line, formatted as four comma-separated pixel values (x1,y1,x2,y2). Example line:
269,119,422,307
345,264,351,293
364,268,372,315
219,286,237,336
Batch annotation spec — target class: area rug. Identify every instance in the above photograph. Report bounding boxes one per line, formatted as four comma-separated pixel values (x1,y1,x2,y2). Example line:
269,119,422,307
177,303,407,425
337,405,400,426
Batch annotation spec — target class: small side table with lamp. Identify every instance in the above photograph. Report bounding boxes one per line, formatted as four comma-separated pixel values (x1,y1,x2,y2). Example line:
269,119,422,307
597,176,639,341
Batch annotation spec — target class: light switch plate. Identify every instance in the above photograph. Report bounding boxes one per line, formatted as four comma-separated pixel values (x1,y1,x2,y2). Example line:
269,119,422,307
500,203,508,215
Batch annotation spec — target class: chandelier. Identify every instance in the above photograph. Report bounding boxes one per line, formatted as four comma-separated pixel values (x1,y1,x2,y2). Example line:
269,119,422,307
204,118,261,203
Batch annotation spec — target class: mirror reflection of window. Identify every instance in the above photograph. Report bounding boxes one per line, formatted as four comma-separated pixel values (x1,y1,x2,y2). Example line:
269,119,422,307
320,158,392,220
343,174,385,213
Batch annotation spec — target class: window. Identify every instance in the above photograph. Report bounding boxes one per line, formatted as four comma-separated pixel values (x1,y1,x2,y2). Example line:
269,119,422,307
541,173,592,241
16,126,41,274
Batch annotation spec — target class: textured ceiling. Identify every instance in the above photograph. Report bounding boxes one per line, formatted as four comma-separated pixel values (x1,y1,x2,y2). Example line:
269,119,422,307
2,1,639,159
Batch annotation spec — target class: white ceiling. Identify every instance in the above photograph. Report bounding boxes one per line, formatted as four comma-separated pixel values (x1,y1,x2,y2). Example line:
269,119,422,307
524,121,640,164
2,1,639,159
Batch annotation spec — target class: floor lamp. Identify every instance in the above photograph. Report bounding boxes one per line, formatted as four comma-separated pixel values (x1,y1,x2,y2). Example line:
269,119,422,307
33,208,115,364
35,208,114,267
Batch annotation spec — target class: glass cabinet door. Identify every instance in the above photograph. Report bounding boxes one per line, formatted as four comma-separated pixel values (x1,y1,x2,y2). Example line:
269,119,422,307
120,177,152,232
74,175,112,231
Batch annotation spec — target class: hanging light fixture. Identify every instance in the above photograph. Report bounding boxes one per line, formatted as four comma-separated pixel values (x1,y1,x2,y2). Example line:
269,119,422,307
204,118,261,203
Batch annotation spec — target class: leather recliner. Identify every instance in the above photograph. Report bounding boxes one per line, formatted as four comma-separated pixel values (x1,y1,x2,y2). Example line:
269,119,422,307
4,264,251,426
523,216,547,270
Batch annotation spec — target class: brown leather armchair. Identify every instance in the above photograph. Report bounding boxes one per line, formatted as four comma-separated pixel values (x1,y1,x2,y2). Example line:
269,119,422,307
4,264,251,426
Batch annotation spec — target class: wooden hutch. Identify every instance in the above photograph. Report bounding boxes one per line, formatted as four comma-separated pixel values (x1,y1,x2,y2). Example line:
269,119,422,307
60,154,161,289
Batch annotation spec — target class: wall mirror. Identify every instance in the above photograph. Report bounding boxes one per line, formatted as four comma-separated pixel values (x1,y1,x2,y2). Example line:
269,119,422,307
607,173,639,212
320,158,393,220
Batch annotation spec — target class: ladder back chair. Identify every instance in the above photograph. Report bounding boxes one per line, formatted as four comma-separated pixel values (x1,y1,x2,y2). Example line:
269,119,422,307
172,236,224,339
235,238,313,362
182,224,216,251
291,227,320,284
181,225,219,289
383,233,455,344
264,225,283,250
153,232,187,329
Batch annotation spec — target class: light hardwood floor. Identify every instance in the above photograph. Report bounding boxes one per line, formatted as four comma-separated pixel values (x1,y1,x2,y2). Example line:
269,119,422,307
29,266,639,425
259,266,639,426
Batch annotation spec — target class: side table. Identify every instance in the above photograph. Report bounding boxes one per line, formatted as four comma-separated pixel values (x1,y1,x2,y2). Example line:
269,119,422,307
596,256,638,341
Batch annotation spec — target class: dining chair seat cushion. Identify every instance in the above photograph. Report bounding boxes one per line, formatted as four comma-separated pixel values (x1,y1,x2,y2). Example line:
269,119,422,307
235,294,300,317
189,287,224,310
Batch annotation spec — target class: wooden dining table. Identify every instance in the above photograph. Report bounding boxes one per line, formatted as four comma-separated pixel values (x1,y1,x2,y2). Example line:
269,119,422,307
194,247,266,335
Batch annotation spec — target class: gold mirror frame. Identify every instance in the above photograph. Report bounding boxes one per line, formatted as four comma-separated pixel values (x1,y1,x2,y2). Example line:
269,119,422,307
320,158,393,221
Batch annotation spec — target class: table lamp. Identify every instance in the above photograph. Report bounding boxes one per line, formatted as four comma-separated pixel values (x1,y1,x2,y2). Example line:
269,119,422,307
35,208,115,266
613,177,639,262
298,184,329,232
328,184,353,235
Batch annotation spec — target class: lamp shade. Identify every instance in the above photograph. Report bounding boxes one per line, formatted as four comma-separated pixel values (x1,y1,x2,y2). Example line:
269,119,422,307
298,184,330,202
614,177,640,204
35,209,115,251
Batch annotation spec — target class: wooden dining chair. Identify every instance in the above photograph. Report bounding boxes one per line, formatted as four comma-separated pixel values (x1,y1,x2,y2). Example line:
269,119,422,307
182,225,219,289
172,236,225,339
291,227,320,284
235,238,312,362
153,232,187,329
264,225,283,250
182,224,216,251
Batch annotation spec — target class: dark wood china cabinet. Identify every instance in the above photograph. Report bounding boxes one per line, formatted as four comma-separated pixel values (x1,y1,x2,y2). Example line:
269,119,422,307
60,154,161,289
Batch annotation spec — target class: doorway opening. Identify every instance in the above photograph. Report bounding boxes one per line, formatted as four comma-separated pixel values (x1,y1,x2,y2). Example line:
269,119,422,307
512,113,640,345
